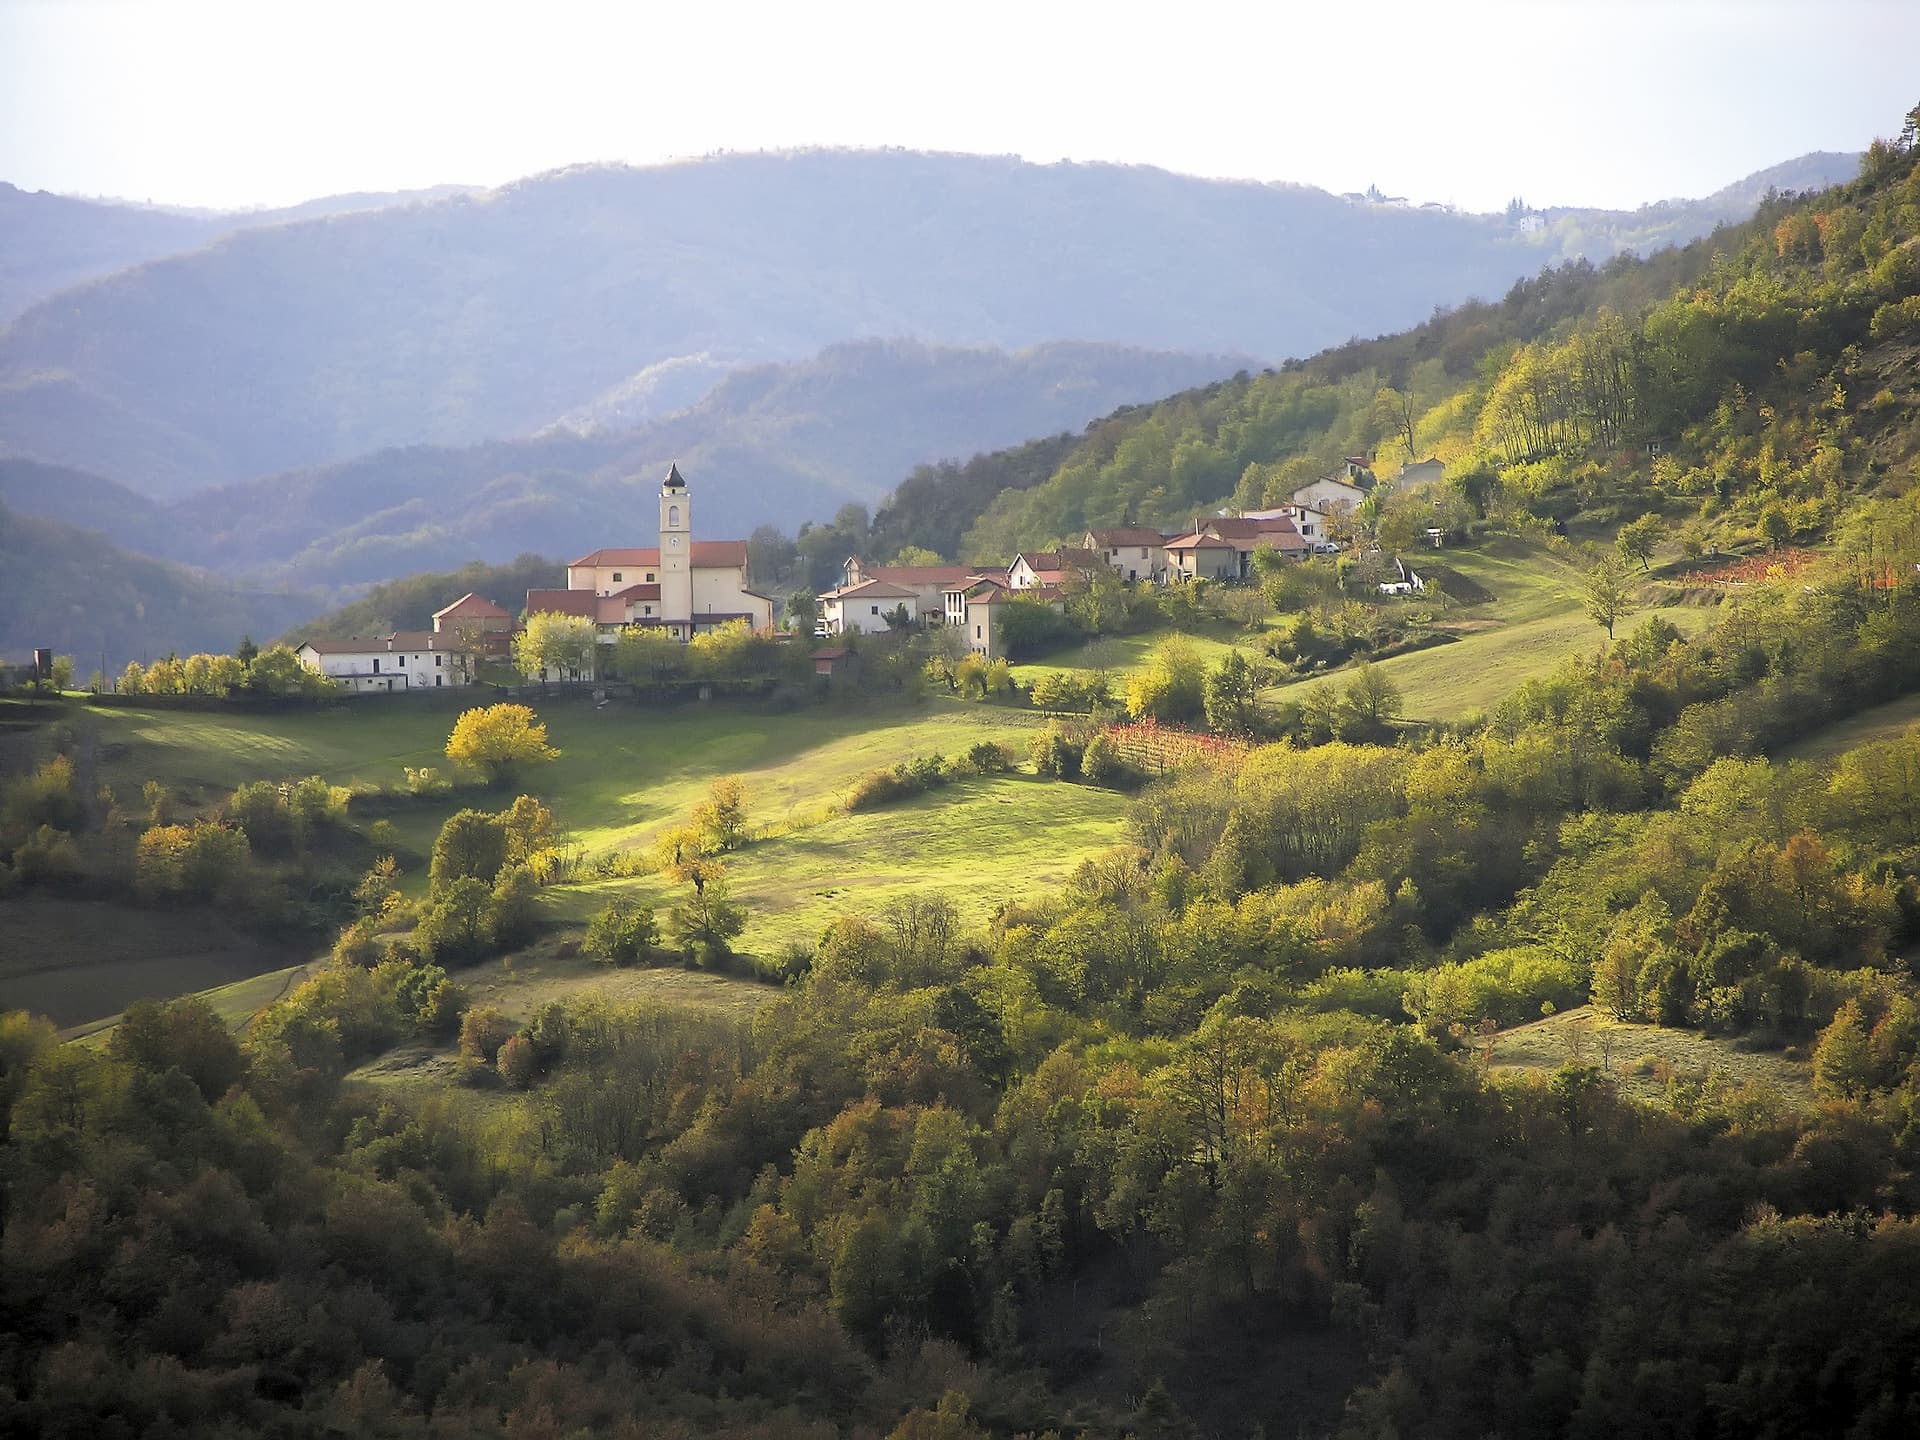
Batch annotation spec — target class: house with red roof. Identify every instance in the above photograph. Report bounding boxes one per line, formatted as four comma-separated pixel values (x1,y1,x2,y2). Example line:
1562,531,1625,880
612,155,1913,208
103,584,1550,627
1008,548,1102,591
834,558,983,629
818,578,921,636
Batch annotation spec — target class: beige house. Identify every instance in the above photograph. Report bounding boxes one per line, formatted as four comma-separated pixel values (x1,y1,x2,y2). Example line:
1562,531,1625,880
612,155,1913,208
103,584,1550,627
1082,527,1169,582
1197,516,1309,577
296,632,476,693
957,579,1064,659
1162,531,1241,582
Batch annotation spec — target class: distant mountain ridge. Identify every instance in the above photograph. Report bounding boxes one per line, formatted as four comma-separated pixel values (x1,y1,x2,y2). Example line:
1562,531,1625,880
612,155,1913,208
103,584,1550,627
0,338,1252,590
0,180,479,325
0,147,1852,501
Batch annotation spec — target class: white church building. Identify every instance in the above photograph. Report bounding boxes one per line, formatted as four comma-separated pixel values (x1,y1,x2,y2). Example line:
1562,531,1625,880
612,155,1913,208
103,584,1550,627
525,464,777,642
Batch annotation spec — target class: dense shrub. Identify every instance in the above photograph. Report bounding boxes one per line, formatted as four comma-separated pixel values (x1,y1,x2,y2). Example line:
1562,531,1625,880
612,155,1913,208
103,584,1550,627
585,897,660,965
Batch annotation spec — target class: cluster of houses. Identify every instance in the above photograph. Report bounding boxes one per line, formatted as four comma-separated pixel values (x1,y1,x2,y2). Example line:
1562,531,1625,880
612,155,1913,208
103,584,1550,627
816,462,1380,655
295,458,1423,690
295,465,775,691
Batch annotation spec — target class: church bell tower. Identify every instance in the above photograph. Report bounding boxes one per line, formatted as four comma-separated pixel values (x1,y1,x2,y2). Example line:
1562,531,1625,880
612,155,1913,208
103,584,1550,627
659,462,694,632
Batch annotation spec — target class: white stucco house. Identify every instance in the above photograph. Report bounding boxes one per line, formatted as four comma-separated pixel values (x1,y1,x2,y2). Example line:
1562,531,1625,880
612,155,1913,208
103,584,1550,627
296,633,477,693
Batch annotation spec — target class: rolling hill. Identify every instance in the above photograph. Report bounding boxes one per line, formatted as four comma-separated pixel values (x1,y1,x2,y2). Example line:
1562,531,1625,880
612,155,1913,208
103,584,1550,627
1,338,1251,590
0,180,478,325
0,148,1851,498
0,500,317,669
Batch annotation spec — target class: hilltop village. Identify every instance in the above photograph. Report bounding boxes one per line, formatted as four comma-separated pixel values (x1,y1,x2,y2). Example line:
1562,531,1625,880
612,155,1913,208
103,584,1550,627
294,459,1404,690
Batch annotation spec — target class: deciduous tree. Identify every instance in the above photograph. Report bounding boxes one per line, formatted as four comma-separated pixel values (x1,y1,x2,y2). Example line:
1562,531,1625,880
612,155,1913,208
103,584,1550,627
445,703,558,784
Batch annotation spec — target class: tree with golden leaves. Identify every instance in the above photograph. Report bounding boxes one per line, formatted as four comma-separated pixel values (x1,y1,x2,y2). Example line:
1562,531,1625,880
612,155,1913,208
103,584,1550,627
445,703,558,785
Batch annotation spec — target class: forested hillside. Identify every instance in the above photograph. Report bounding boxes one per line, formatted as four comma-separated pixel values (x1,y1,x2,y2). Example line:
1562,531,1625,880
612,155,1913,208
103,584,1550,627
829,137,1919,568
0,502,316,669
8,116,1920,1440
0,180,478,325
0,149,1837,496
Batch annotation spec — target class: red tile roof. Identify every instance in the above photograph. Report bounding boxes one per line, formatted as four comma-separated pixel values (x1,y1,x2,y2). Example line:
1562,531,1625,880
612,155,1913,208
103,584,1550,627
1163,532,1238,552
863,564,980,586
431,592,509,622
825,579,919,601
569,541,748,568
1086,528,1170,547
525,589,596,617
1204,517,1299,541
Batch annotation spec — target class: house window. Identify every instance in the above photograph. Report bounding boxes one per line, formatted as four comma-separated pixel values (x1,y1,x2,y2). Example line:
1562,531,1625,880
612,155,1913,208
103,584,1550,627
871,605,880,615
646,572,655,582
613,571,623,582
435,654,442,667
667,505,680,528
644,605,653,616
372,658,380,673
975,624,982,639
397,654,405,666
1140,547,1149,558
435,675,443,687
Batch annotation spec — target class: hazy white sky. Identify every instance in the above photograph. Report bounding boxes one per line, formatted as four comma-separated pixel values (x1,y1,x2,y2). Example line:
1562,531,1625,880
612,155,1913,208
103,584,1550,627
2,0,1915,213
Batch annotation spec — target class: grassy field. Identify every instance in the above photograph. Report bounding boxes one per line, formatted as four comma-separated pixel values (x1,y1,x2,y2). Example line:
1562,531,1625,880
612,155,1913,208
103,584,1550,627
551,770,1130,954
1487,1004,1814,1106
1264,540,1713,723
1009,627,1252,687
6,694,1127,1026
0,896,306,1030
1782,691,1920,762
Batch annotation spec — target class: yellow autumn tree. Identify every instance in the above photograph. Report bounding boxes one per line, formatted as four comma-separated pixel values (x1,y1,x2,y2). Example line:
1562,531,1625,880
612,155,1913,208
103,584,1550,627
445,704,559,784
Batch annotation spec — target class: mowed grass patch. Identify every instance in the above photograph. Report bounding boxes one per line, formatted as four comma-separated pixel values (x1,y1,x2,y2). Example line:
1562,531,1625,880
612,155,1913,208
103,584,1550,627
67,963,313,1046
1487,1004,1813,1106
556,773,1131,954
535,700,1059,854
346,942,773,1100
1009,627,1254,688
1780,691,1920,762
1263,537,1709,723
81,697,1062,859
0,896,306,1030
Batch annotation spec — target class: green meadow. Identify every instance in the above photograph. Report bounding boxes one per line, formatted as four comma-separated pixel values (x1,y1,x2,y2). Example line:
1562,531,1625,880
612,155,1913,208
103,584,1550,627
1263,539,1714,722
13,694,1127,1029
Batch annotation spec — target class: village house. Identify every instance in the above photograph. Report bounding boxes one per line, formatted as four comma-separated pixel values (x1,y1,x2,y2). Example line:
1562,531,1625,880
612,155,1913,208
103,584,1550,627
1242,502,1339,552
1008,548,1101,591
531,465,777,643
818,578,920,636
1395,457,1447,489
431,592,513,650
1289,470,1371,514
1196,515,1310,578
953,577,1065,659
1162,530,1242,582
295,632,478,693
1081,527,1170,583
828,559,981,630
